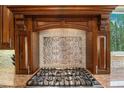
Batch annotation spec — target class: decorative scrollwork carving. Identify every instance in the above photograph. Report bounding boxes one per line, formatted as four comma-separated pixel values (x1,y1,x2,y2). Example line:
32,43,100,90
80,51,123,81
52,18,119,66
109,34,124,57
99,14,109,32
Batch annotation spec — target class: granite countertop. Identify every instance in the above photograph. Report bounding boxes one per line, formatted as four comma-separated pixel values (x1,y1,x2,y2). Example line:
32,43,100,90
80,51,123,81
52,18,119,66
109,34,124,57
0,50,32,87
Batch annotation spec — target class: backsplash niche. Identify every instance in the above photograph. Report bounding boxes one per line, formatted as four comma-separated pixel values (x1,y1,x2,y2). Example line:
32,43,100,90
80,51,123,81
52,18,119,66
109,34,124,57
39,28,86,68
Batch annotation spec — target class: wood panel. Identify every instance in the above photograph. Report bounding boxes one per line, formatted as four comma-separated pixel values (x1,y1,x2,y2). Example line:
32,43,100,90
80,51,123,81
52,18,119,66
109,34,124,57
3,6,9,45
99,37,106,69
0,6,14,49
96,15,110,74
0,6,3,48
14,14,29,74
31,32,39,73
9,11,14,49
26,17,39,74
97,35,110,74
86,32,93,72
98,36,106,69
34,17,90,32
92,18,98,74
86,18,98,73
19,33,28,74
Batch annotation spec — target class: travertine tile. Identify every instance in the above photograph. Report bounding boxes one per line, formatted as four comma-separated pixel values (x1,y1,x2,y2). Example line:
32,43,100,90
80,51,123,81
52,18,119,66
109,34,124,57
39,28,86,68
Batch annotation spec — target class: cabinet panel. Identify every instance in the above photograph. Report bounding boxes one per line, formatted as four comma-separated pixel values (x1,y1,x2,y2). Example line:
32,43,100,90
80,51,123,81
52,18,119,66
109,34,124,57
97,35,110,74
98,36,106,69
0,6,14,49
0,6,3,49
3,6,10,47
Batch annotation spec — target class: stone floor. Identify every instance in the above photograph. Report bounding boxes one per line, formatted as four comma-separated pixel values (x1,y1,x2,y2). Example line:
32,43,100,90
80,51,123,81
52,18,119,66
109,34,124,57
0,50,124,88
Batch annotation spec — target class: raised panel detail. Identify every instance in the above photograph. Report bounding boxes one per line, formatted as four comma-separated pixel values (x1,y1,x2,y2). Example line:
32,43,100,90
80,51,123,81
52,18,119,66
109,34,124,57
98,36,106,69
0,6,14,49
97,36,109,74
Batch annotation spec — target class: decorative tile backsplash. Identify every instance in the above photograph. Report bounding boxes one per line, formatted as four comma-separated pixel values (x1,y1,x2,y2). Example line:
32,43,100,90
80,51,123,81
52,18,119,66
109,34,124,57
43,37,82,64
39,28,86,68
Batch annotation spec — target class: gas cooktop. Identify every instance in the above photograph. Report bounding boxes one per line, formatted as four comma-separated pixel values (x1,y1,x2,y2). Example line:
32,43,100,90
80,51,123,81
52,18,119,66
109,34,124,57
27,68,103,88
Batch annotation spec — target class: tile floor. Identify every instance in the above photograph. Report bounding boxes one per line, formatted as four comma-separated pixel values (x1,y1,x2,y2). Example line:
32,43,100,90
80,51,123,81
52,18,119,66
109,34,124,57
0,50,124,88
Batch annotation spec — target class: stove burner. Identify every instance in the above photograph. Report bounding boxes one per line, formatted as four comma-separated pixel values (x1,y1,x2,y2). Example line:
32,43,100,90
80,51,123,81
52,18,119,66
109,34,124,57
27,68,103,87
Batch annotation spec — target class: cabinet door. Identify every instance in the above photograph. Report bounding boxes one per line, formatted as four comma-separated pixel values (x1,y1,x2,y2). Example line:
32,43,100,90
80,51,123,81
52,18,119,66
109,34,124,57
0,6,14,49
0,6,3,49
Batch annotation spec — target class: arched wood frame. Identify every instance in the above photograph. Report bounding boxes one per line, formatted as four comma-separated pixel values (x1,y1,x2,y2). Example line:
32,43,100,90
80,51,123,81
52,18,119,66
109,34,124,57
34,23,89,32
23,16,98,74
9,6,116,75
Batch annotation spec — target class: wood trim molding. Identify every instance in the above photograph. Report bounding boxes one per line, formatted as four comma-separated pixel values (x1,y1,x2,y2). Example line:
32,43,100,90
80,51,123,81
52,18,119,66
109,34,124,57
33,16,91,31
8,5,117,15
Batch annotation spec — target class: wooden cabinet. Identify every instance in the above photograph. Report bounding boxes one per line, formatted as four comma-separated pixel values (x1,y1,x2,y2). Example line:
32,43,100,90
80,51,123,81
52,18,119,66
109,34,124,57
0,6,14,49
8,6,116,74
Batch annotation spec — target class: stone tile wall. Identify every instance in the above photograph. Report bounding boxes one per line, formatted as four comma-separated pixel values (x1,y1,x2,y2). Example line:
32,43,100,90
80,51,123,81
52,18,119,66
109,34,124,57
39,28,86,68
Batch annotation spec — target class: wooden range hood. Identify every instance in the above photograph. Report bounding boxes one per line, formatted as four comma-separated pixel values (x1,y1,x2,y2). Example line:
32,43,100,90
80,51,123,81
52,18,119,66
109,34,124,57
8,6,116,74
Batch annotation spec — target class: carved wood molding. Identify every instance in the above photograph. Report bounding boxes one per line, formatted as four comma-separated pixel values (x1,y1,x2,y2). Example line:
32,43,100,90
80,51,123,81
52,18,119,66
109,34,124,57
7,5,117,15
15,14,26,33
100,14,110,33
34,21,89,31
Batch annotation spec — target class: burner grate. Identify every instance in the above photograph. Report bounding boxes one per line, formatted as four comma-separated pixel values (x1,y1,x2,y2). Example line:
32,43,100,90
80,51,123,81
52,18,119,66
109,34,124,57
27,68,103,87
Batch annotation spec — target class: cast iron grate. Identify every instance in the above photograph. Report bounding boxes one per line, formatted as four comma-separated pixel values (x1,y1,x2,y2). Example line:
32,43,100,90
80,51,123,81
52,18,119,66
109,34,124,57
27,68,103,87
